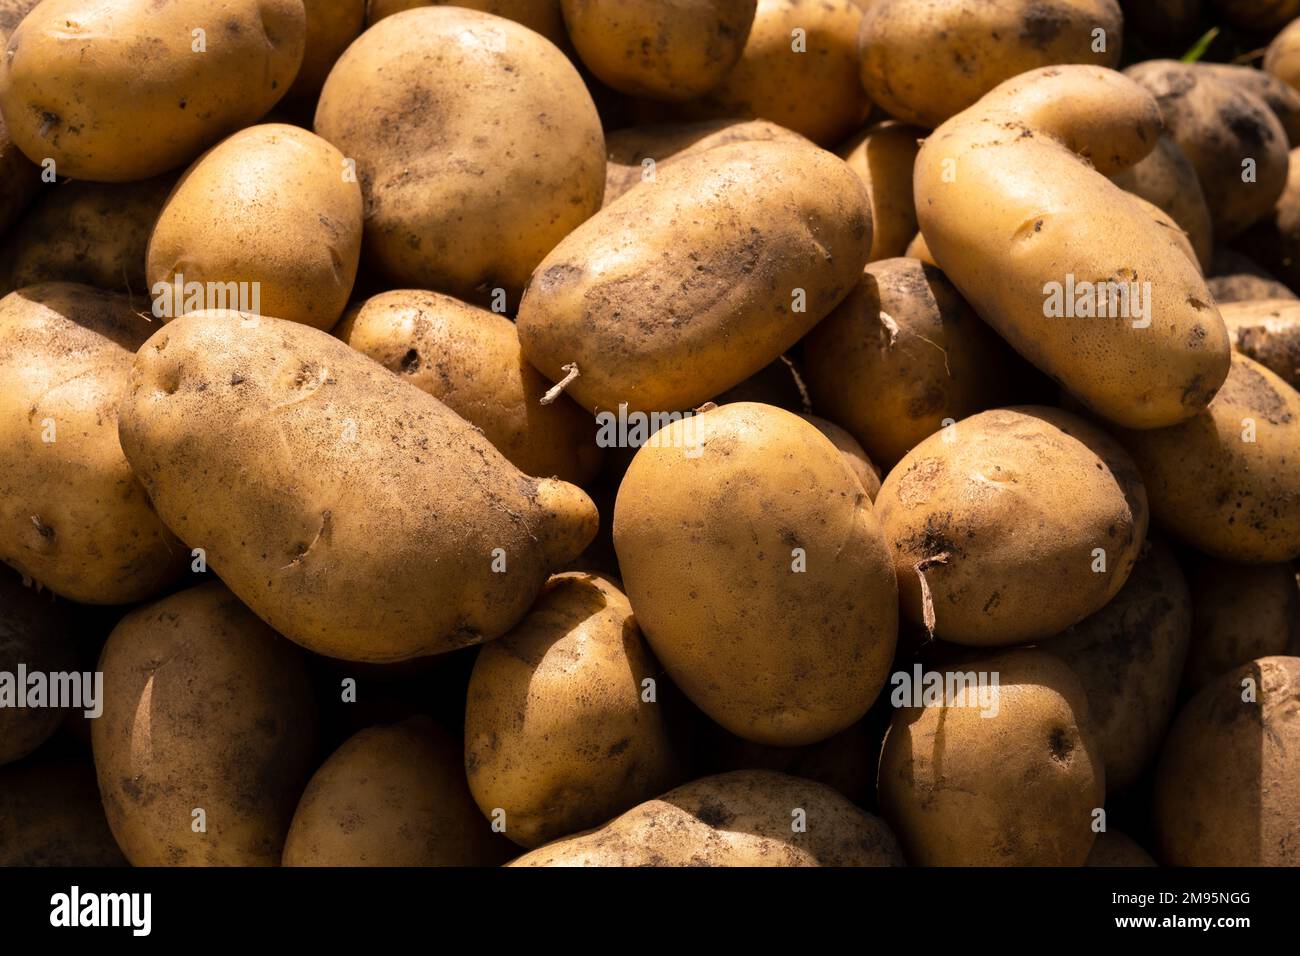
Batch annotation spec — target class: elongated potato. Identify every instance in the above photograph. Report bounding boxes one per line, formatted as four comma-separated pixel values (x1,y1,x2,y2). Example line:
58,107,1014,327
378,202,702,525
93,583,318,866
1111,134,1213,271
117,311,599,662
0,0,305,181
1184,560,1300,691
0,755,127,866
465,573,680,848
915,66,1229,429
0,570,76,766
1221,299,1300,388
508,770,904,866
613,403,897,746
518,140,871,415
875,406,1148,646
839,122,924,262
0,284,183,603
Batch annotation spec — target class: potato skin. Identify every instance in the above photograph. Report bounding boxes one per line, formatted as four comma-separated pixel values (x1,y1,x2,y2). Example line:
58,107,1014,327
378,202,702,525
314,7,604,305
336,289,600,484
518,140,871,415
1085,830,1157,866
0,0,305,182
147,124,362,330
0,283,183,603
1184,560,1300,692
366,0,569,47
465,572,680,848
1115,352,1300,563
1197,62,1300,147
283,717,509,866
508,770,905,866
561,0,755,101
287,0,366,100
1221,299,1300,389
0,109,37,237
799,414,881,500
875,406,1148,646
1046,539,1191,794
1265,17,1300,93
0,571,76,766
1153,655,1300,866
117,311,598,662
0,755,127,866
878,649,1105,866
1110,134,1213,272
859,0,1123,129
93,583,318,866
613,403,897,747
838,122,923,263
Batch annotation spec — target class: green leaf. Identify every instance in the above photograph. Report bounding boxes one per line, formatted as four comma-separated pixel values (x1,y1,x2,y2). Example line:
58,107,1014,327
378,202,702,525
1181,26,1221,63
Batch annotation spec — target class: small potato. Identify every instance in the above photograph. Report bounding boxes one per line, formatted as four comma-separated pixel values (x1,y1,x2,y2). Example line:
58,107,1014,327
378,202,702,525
1207,249,1295,304
0,570,76,766
508,770,904,866
875,406,1148,646
366,0,569,48
93,583,318,866
838,122,924,262
878,648,1105,866
1220,299,1300,388
465,572,680,848
1046,539,1191,795
1184,560,1300,691
799,414,881,500
0,755,127,866
283,717,509,866
336,289,600,484
0,0,305,182
561,0,756,101
1116,352,1300,563
803,257,1028,468
1153,655,1300,866
0,284,183,603
1111,134,1213,271
1085,831,1157,867
287,0,366,100
613,403,897,746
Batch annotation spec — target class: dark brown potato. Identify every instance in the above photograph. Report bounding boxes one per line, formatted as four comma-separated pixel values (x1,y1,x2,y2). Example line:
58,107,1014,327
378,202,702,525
0,754,127,866
1184,559,1300,692
0,570,77,766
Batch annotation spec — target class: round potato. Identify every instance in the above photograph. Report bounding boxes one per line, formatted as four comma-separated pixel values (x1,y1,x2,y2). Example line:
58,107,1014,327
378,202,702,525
1085,830,1157,866
366,0,569,48
93,582,318,866
508,770,904,866
1197,62,1300,147
0,755,127,866
283,717,508,866
799,414,881,500
1111,134,1213,271
875,406,1148,645
839,122,924,262
1208,251,1295,305
314,6,604,306
1220,299,1300,388
1153,655,1300,866
0,0,305,182
465,572,680,848
613,403,897,747
1184,560,1300,691
905,231,935,266
287,0,366,100
0,570,76,766
879,648,1105,866
1265,16,1300,92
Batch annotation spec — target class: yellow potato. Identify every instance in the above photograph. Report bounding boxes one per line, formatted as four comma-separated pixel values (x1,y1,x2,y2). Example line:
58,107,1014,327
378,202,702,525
0,110,36,235
838,122,923,262
1265,16,1300,92
1184,559,1300,692
1111,134,1213,272
1220,299,1300,389
366,0,569,48
799,414,881,500
287,0,366,100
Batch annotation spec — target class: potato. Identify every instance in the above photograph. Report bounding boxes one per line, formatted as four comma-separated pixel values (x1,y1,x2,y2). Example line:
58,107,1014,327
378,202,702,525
679,0,869,146
874,406,1148,646
613,403,897,746
336,289,600,484
465,572,680,848
0,283,183,603
1208,251,1295,304
1046,539,1191,794
1126,61,1289,241
561,0,755,101
905,231,935,266
1209,0,1300,31
799,414,881,500
0,0,38,47
287,0,366,100
916,66,1229,429
879,648,1104,866
603,118,809,206
1197,62,1300,146
117,311,599,662
283,717,508,866
366,0,569,48
1153,655,1300,865
1085,830,1157,866
0,570,76,766
1265,16,1300,92
859,0,1123,129
508,770,904,866
314,7,604,305
93,582,317,866
1126,194,1202,271
0,110,37,237
1110,134,1213,271
0,754,127,866
839,122,923,262
517,140,871,415
803,257,1028,468
1184,560,1300,691
0,0,305,182
1115,352,1300,563
1220,299,1300,388
1237,150,1300,291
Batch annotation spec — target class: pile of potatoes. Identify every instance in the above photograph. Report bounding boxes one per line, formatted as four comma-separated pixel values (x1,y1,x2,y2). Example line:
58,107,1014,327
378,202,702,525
2,0,1300,869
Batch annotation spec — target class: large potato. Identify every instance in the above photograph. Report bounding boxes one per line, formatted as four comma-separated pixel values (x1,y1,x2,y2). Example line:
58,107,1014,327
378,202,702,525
0,0,305,182
0,570,76,766
1115,352,1300,563
314,7,604,305
518,140,871,415
283,717,509,866
838,122,924,262
117,311,598,662
915,66,1229,429
465,572,680,848
878,649,1105,866
874,406,1148,645
508,770,904,866
0,755,127,865
613,403,897,746
287,0,366,100
859,0,1123,129
1153,655,1300,865
799,413,881,500
1110,134,1213,272
0,283,183,603
366,0,568,47
93,583,318,866
1184,560,1300,691
336,289,600,484
1220,299,1300,388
